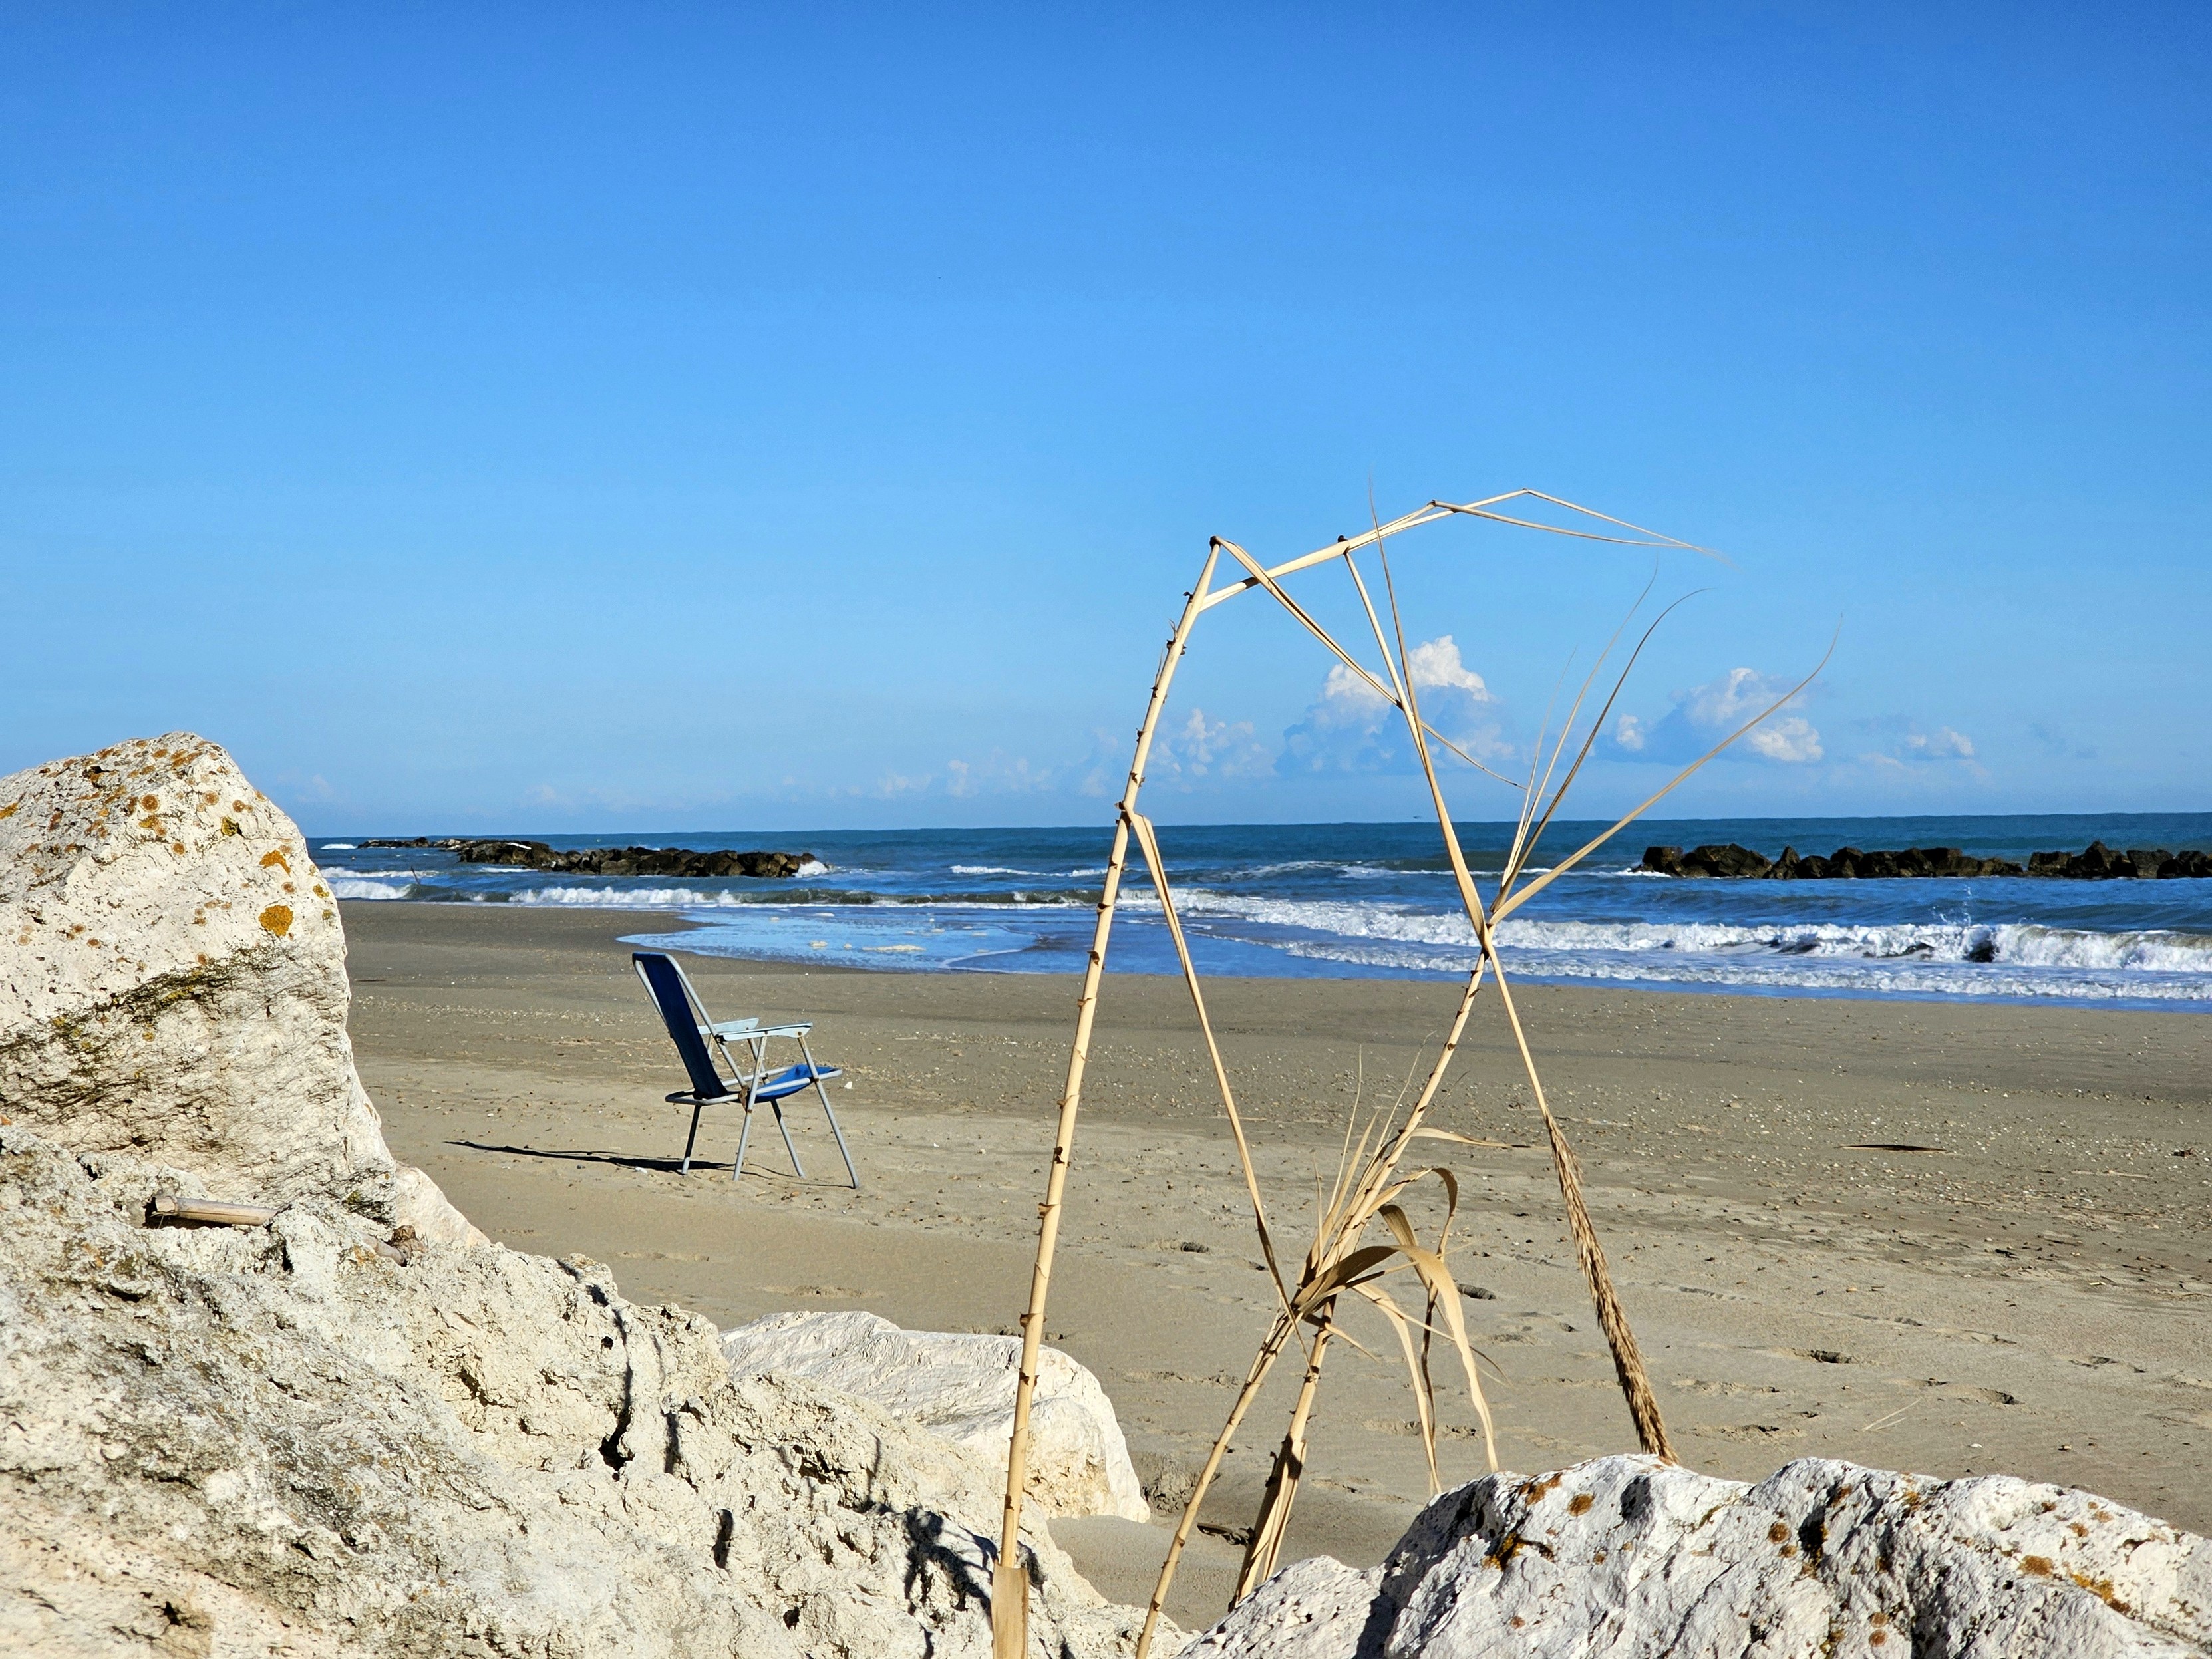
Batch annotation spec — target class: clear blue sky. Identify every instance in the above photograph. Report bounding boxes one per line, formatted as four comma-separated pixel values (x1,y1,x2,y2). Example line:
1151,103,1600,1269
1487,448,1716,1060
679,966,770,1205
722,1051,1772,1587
3,5,2205,833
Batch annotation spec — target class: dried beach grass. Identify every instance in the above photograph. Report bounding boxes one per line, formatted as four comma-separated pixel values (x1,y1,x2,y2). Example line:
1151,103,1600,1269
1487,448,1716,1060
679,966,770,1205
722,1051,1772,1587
991,493,1821,1658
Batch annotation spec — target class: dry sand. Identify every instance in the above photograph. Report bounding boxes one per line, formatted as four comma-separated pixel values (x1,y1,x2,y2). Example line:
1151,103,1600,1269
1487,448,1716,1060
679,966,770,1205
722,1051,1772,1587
342,901,2212,1627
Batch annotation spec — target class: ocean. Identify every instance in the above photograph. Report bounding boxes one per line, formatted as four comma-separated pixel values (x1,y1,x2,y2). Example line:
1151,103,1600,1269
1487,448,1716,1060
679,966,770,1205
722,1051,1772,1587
315,814,2212,1010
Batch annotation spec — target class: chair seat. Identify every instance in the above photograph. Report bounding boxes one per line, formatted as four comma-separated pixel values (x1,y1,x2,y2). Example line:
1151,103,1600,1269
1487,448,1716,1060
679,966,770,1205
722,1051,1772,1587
664,1061,841,1109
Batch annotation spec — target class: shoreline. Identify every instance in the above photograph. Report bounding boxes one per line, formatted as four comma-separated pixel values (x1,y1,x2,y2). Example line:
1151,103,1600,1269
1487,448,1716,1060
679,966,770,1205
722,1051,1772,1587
343,894,2212,1015
341,900,2212,1621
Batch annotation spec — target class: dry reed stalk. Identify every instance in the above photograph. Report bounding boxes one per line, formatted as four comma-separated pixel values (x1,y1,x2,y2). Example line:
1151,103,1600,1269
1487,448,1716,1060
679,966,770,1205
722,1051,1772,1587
1366,521,1678,1461
1133,964,1498,1656
989,551,1219,1659
1000,493,1817,1656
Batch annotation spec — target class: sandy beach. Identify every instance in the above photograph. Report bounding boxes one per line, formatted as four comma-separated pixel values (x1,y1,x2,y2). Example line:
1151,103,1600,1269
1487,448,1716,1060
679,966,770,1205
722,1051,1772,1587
343,901,2212,1626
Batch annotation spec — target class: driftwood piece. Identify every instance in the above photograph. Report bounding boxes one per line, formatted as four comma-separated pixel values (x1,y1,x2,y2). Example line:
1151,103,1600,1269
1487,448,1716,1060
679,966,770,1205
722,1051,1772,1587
148,1192,281,1227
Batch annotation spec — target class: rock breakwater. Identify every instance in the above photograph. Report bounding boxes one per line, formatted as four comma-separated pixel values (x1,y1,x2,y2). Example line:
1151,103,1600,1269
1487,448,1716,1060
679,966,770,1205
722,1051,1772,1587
1642,838,2212,880
364,837,820,879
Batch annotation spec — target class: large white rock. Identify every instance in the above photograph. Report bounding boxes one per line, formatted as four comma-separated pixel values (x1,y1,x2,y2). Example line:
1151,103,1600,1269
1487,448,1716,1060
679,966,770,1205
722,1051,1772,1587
1186,1452,2212,1658
0,1127,1152,1657
724,1310,1153,1523
0,733,1156,1654
0,732,393,1207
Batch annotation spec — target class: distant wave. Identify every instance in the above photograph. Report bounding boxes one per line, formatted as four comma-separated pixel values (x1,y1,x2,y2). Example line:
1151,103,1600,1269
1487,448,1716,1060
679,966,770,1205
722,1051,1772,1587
1280,937,2212,1002
321,842,357,850
327,876,415,900
514,885,761,908
1166,889,2212,973
951,865,1039,876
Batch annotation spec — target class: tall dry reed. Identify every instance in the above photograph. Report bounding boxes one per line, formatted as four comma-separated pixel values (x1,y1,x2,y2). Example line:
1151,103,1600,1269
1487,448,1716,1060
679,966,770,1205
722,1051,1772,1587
991,494,1822,1658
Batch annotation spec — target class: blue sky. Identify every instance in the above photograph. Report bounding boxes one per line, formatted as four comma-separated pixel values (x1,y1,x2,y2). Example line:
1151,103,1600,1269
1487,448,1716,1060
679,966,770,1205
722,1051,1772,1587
3,5,2205,833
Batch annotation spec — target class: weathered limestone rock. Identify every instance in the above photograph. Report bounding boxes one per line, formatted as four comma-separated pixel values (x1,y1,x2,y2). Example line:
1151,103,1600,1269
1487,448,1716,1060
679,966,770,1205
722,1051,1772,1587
0,733,393,1208
1187,1453,2212,1658
722,1310,1152,1523
0,733,1154,1654
0,1127,1151,1656
389,1161,490,1248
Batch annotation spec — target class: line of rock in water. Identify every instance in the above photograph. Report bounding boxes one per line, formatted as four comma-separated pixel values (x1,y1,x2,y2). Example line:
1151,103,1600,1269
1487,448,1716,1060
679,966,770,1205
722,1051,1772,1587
1640,839,2212,881
362,837,818,879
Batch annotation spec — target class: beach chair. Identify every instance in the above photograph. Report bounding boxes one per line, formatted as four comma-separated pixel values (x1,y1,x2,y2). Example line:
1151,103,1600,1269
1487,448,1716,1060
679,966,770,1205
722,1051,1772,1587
631,951,858,1187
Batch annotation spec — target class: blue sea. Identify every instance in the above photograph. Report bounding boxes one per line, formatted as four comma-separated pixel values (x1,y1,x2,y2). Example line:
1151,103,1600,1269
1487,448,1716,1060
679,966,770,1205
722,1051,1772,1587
315,814,2212,1010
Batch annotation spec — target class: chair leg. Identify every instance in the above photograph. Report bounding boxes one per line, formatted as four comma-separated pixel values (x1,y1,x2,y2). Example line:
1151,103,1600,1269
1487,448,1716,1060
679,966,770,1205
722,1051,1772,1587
797,1038,859,1189
680,1102,705,1175
770,1098,806,1179
734,1100,755,1182
811,1075,859,1187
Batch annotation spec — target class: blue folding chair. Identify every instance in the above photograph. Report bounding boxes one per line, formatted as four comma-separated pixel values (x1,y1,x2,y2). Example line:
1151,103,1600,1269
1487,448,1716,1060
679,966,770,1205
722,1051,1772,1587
631,951,858,1186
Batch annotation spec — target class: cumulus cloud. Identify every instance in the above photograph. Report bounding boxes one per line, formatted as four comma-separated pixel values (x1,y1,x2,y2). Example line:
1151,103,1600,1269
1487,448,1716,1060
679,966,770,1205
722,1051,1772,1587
1858,720,1980,771
1279,635,1511,774
1609,668,1822,765
944,751,1054,797
1149,707,1272,784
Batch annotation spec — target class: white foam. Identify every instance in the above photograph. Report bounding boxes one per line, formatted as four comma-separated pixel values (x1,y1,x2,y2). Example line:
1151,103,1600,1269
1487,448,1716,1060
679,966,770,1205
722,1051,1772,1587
951,865,1038,876
1161,889,2212,973
326,877,414,900
513,885,756,909
796,859,830,877
320,842,357,850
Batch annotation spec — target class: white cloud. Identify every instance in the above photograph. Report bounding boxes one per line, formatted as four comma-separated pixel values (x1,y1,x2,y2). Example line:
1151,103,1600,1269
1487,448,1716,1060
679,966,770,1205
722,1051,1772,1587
1281,636,1510,775
1149,708,1271,784
1406,636,1496,700
1859,722,1980,771
944,752,1054,798
1904,725,1975,760
1608,668,1823,765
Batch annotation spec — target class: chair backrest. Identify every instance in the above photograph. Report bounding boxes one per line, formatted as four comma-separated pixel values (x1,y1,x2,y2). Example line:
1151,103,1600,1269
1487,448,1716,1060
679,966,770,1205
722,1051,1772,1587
633,953,730,1100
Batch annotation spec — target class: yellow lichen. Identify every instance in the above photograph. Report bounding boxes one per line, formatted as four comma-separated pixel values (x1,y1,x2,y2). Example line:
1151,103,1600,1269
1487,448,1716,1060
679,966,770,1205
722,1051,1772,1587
261,847,291,874
259,905,294,938
0,802,17,820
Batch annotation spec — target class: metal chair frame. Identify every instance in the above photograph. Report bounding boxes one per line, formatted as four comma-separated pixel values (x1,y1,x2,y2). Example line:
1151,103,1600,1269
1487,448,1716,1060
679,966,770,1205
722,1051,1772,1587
631,951,858,1187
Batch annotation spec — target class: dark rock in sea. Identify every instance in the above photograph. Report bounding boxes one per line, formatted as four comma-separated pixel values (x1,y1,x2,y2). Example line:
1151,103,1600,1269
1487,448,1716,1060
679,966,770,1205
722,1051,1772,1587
2018,839,2212,880
1637,843,1770,878
1640,841,2028,880
361,838,818,879
1696,843,1773,878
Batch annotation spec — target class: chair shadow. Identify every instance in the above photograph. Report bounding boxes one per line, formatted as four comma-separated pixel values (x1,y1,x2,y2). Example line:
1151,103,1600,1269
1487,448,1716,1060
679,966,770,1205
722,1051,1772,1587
448,1139,854,1189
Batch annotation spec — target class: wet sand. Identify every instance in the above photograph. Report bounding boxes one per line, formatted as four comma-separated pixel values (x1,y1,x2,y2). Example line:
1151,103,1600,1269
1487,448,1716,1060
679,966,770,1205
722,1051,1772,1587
341,901,2212,1626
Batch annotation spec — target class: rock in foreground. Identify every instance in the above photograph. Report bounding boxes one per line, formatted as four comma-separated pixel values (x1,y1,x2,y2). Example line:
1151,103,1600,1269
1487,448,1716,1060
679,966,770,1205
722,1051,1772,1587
0,734,1146,1656
0,1128,1140,1657
724,1310,1152,1523
0,733,398,1209
1189,1453,2211,1658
